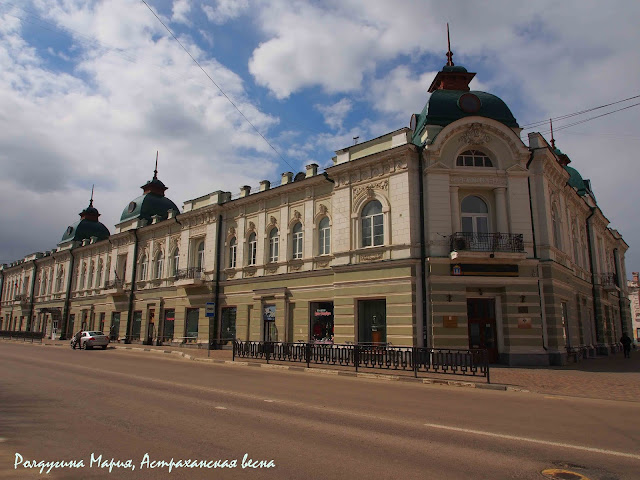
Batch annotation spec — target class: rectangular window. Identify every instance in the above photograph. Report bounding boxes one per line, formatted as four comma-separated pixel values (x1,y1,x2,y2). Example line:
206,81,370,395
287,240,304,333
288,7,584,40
270,237,279,263
230,244,237,269
293,232,303,259
185,308,199,342
373,215,383,246
131,311,142,340
249,239,257,266
319,225,330,255
163,309,175,341
358,300,386,344
263,304,277,342
362,217,372,246
310,302,334,344
221,307,237,343
99,312,105,333
110,312,120,340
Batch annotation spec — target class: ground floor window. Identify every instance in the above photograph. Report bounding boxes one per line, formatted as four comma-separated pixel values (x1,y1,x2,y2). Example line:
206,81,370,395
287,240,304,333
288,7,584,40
263,304,277,342
131,311,142,340
110,312,120,340
99,313,105,333
310,302,334,344
358,299,386,344
186,308,199,342
163,309,175,341
220,307,237,343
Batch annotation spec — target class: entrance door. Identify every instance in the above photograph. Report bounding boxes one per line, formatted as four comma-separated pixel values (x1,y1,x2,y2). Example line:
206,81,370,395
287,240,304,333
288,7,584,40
467,298,498,363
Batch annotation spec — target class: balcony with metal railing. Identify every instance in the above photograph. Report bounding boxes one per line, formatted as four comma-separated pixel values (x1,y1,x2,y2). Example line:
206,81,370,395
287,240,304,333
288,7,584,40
450,232,525,254
174,267,204,287
597,272,618,289
103,279,125,294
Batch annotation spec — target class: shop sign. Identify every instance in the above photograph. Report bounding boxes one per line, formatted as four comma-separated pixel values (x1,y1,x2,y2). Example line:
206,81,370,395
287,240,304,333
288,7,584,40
450,263,519,277
518,317,532,329
263,305,276,322
443,316,458,328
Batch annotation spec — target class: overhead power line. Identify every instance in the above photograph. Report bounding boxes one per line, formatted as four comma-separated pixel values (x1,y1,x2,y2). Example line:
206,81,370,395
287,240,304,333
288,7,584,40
520,94,640,129
140,0,298,173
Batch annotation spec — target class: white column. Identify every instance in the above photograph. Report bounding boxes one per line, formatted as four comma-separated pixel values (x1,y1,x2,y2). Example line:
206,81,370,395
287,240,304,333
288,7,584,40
494,187,508,233
450,186,460,233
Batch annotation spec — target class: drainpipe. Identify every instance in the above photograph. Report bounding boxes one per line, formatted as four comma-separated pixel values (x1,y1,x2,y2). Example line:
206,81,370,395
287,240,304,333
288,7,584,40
210,213,224,356
417,147,429,348
62,249,76,340
125,229,139,344
28,259,37,332
526,149,546,350
613,248,627,338
586,207,600,350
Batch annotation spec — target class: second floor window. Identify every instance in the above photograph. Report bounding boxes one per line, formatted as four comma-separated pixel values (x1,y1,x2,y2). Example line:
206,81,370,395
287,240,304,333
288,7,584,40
155,252,164,279
248,233,257,266
229,237,237,268
319,217,330,255
172,248,179,275
269,228,279,263
139,255,148,281
362,200,383,247
292,223,303,259
461,196,489,234
196,241,205,271
552,205,562,249
456,150,493,167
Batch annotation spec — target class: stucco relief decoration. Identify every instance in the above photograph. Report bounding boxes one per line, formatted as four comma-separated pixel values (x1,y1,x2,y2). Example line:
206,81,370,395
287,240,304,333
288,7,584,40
153,242,164,257
265,266,278,274
190,225,206,237
318,204,328,216
226,270,236,279
352,180,388,203
459,123,490,145
247,221,256,235
289,262,302,272
170,236,180,251
316,260,330,268
245,268,256,277
293,210,301,221
360,253,384,262
269,216,277,227
228,226,236,237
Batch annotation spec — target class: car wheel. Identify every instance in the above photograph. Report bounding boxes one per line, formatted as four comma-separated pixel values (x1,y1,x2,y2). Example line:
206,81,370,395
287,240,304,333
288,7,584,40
83,342,90,350
102,345,107,350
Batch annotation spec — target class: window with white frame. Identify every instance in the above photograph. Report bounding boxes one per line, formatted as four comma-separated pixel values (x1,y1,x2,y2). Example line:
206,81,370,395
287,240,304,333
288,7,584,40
155,251,164,279
361,200,383,247
196,241,205,271
456,150,493,167
248,233,257,266
97,260,103,288
292,223,303,259
139,254,148,281
319,217,330,255
80,263,87,289
172,248,179,275
56,268,64,292
229,237,237,268
269,228,279,262
88,262,94,289
461,195,489,234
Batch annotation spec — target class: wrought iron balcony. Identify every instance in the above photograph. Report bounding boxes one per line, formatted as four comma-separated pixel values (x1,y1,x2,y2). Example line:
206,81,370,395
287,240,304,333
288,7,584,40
450,232,525,253
597,273,618,288
175,267,203,280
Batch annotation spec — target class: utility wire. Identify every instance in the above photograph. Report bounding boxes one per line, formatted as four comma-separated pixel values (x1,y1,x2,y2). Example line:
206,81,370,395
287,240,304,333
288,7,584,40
520,94,640,129
140,0,298,173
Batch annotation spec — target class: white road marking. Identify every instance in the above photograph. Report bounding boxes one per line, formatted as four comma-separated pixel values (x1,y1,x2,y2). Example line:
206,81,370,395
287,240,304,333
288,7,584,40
264,399,275,403
0,438,6,443
423,423,640,460
214,406,227,410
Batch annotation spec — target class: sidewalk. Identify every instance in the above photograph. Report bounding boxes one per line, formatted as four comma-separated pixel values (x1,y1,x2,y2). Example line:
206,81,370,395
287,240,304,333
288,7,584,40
8,338,640,402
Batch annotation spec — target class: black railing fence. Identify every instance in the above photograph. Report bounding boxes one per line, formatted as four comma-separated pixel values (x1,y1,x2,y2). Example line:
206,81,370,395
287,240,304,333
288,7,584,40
233,341,490,383
0,330,45,342
175,267,203,280
450,232,524,253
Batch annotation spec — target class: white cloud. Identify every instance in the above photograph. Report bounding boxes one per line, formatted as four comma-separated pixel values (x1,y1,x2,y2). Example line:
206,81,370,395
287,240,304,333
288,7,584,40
172,0,192,25
315,98,352,130
202,0,249,25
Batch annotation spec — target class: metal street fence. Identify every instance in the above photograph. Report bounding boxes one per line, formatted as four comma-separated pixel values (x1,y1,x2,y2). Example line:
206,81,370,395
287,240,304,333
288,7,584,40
233,341,490,383
0,330,45,343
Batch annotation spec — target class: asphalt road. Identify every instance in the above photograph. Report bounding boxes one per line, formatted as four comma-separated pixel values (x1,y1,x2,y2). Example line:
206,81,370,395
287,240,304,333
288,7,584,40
0,342,639,480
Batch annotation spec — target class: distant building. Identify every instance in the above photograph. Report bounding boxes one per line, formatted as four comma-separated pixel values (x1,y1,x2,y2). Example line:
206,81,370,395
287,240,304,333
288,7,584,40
628,272,640,343
0,48,632,366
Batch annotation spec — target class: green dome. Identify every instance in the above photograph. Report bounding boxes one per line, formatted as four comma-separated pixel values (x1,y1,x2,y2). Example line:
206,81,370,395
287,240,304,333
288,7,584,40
442,65,468,73
119,193,179,223
424,90,518,128
564,166,587,196
59,218,110,245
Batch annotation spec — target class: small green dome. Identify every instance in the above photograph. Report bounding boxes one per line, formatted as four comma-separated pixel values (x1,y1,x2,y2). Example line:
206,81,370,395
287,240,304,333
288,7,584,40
442,65,468,73
120,193,179,223
564,166,587,196
59,218,110,245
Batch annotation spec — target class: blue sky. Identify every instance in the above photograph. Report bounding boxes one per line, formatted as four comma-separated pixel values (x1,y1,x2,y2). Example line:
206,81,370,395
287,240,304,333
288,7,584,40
1,0,639,276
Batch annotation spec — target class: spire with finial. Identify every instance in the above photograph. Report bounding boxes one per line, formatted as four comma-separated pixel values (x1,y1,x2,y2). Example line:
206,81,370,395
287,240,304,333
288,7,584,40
153,151,158,180
80,184,100,221
446,23,454,66
89,184,94,208
549,119,556,149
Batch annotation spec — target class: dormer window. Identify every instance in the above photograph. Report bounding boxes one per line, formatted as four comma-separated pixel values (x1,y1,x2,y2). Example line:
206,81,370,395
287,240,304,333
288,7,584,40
456,150,493,167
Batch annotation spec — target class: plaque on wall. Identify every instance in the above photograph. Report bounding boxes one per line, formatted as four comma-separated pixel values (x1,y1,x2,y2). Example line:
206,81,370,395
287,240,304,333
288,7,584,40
518,317,532,329
443,316,458,328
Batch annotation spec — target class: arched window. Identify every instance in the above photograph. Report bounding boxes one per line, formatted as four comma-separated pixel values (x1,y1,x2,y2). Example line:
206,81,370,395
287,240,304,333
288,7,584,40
461,196,489,234
196,241,205,271
42,275,47,296
292,223,303,259
139,254,148,281
229,237,237,268
552,204,562,249
56,268,64,293
155,252,164,279
456,150,493,167
361,200,383,247
248,233,257,266
269,228,279,263
318,217,330,255
172,248,179,276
